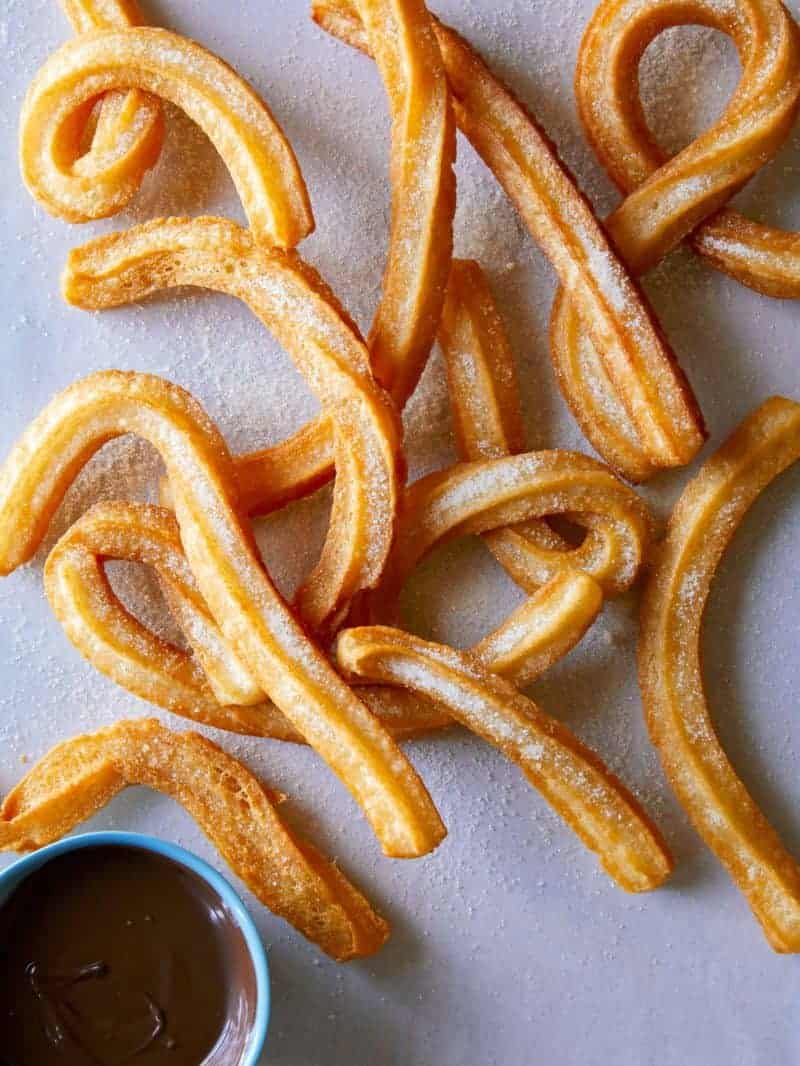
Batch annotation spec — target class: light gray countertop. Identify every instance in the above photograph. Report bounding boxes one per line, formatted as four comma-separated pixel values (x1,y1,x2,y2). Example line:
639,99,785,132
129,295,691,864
1,1,799,1063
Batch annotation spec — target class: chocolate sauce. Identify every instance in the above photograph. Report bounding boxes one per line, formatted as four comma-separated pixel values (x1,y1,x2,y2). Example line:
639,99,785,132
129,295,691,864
0,846,258,1065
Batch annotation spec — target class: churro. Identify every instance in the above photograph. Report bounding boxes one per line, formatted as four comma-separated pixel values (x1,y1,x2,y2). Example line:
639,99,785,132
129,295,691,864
576,0,800,297
336,627,672,892
20,24,312,246
349,0,455,406
551,0,800,480
44,501,451,741
314,0,705,480
639,396,800,951
56,0,165,221
64,216,402,635
0,719,389,960
439,259,604,668
0,372,445,858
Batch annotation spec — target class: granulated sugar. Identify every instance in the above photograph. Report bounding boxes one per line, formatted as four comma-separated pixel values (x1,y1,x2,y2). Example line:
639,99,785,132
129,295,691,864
1,5,799,1062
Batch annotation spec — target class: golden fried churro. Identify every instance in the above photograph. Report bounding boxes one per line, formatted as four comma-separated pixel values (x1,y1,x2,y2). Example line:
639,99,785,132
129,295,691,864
0,372,445,858
348,0,455,406
549,0,800,479
44,500,451,741
470,571,603,687
58,0,452,511
639,396,800,951
314,0,705,481
345,447,649,736
44,499,600,738
576,0,800,297
0,719,389,959
439,259,603,668
45,502,295,737
55,0,165,221
64,216,402,635
20,25,312,246
336,627,672,892
369,451,653,625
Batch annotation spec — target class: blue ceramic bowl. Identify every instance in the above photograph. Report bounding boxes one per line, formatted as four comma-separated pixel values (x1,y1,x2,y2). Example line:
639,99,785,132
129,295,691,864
0,831,270,1064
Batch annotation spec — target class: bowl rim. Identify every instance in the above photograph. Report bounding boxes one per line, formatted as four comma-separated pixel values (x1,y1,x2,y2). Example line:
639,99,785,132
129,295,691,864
0,830,270,1065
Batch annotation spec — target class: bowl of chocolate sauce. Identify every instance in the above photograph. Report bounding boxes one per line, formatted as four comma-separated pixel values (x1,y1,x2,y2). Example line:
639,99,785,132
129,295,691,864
0,832,269,1065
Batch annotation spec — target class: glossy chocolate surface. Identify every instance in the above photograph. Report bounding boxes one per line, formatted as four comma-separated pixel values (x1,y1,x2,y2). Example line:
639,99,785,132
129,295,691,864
0,845,257,1065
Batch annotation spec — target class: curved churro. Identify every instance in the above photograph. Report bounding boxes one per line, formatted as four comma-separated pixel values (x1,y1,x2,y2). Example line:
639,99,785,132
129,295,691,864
350,0,455,406
44,500,451,741
314,0,705,481
551,0,800,480
60,3,456,517
20,25,312,246
0,372,445,858
45,500,597,733
0,719,389,960
576,0,800,297
54,0,165,222
369,451,653,625
64,216,402,635
439,258,604,659
336,627,672,892
639,396,800,951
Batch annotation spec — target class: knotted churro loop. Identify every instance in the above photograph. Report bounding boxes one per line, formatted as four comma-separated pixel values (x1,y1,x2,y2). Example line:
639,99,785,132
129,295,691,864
0,719,389,960
63,216,402,635
20,19,312,246
53,0,165,221
343,440,650,740
314,0,705,481
336,627,673,892
576,0,800,295
0,371,445,858
552,0,800,478
639,396,800,951
44,500,452,741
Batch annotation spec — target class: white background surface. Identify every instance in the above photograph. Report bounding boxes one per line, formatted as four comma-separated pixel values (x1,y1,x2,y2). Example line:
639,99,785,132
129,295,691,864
1,1,800,1063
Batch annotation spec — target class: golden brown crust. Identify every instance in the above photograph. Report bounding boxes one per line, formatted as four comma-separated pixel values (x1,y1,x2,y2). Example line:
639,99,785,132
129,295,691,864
0,371,445,858
369,451,653,624
336,627,673,892
0,719,389,960
549,0,800,478
315,1,705,481
352,0,456,407
63,216,402,636
576,0,800,294
639,397,800,951
20,23,312,245
43,500,452,740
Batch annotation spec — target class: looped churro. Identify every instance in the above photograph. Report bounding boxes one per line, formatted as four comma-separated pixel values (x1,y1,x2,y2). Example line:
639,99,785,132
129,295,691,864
44,500,451,741
55,0,454,527
639,396,800,951
550,0,800,478
315,1,705,481
53,0,165,221
20,23,312,246
45,497,603,739
0,719,389,960
336,627,673,892
0,371,445,858
63,216,402,635
576,0,800,294
368,450,653,626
